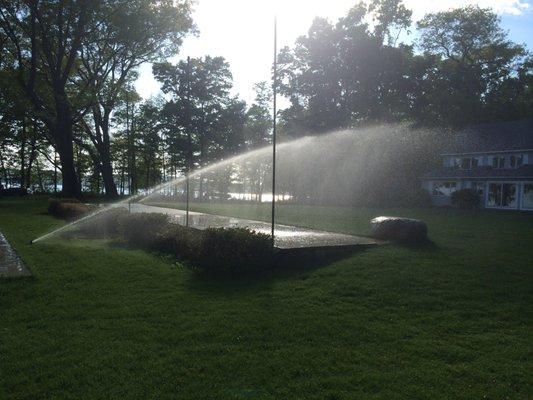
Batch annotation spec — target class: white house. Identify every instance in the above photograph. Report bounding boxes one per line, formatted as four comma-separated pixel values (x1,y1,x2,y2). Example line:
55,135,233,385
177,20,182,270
421,119,533,211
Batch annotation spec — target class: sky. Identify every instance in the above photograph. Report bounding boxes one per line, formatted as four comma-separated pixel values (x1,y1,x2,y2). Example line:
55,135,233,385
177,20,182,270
135,0,533,105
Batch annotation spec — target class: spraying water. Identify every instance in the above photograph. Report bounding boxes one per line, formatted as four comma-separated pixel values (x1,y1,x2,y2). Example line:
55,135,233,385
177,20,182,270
32,135,314,243
32,124,440,243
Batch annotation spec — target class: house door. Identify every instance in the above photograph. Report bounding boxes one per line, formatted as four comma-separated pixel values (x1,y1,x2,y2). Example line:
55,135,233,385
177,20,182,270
487,182,518,209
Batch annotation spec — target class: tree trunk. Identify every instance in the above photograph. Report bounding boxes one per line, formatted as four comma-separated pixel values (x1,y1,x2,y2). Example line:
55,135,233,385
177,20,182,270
53,97,81,198
57,133,80,197
19,117,27,188
25,121,38,189
35,159,44,192
98,142,118,198
0,146,8,188
53,151,58,193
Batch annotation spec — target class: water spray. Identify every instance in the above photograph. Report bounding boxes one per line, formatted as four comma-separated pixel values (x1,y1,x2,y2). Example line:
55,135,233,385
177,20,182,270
271,17,278,250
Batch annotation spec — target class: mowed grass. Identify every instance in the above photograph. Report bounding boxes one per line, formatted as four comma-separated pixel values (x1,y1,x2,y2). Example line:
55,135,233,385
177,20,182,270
1,197,532,399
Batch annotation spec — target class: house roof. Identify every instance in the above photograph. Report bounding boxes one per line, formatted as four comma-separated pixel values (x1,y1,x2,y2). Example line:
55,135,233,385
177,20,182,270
422,165,533,180
442,119,533,155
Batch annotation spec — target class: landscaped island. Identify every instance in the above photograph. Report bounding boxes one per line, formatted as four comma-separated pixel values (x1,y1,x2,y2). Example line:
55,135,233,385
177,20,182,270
1,197,531,399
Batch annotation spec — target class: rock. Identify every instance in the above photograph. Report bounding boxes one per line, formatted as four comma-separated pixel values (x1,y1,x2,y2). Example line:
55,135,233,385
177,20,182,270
370,216,428,242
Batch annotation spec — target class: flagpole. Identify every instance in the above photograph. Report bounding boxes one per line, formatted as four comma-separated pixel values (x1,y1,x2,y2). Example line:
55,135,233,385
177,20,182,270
185,56,191,227
271,17,277,250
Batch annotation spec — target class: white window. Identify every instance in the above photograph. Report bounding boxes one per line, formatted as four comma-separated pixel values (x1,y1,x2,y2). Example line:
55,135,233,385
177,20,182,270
433,181,457,196
472,181,484,196
460,157,472,169
510,155,523,169
487,182,517,208
523,183,533,209
492,156,505,169
452,157,461,168
453,157,478,169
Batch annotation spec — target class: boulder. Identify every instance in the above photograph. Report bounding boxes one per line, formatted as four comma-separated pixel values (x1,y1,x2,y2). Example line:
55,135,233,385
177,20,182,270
370,216,428,242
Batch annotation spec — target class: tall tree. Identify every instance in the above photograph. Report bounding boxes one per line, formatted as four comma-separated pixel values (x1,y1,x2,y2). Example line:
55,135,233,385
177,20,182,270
0,0,96,196
416,6,529,126
277,0,414,135
244,81,272,149
76,0,193,198
153,56,234,170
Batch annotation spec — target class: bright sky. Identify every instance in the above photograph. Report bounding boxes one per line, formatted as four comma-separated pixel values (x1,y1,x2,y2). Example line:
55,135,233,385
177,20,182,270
135,0,533,105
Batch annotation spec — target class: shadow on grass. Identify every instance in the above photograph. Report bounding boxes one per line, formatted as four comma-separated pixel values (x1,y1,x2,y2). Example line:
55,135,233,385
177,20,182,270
395,238,441,253
183,245,374,295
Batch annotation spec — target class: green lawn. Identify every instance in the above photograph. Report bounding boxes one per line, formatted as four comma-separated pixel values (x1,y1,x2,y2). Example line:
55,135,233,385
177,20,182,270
1,197,532,399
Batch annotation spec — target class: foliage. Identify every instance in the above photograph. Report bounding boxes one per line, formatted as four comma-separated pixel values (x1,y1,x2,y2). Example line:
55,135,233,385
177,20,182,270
1,0,532,206
0,0,193,198
101,211,273,275
277,3,532,134
68,207,129,238
451,188,481,208
416,6,529,126
47,198,90,220
398,187,432,208
194,228,273,275
0,187,28,196
151,223,202,262
117,212,170,248
152,56,247,194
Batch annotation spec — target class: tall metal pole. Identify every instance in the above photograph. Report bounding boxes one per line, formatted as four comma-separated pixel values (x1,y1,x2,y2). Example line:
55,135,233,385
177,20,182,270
185,56,191,227
271,18,277,249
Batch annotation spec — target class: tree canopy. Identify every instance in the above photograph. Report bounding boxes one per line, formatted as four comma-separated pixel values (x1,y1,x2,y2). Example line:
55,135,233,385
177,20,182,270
0,0,531,201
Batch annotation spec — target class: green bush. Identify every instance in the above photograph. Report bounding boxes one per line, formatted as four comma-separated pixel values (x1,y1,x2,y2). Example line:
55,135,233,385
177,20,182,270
48,198,90,220
118,212,171,248
195,228,272,275
451,189,480,208
404,187,432,208
151,224,202,262
70,207,129,238
64,210,274,275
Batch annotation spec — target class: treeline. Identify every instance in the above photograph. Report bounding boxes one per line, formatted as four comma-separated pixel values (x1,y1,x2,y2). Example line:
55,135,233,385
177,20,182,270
277,3,532,134
1,1,531,199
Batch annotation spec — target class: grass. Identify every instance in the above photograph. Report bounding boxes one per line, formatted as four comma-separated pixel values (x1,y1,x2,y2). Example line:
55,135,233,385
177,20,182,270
1,196,532,399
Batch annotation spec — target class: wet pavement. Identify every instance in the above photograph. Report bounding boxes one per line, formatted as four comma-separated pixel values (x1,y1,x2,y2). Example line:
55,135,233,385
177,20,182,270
129,203,378,250
0,232,31,278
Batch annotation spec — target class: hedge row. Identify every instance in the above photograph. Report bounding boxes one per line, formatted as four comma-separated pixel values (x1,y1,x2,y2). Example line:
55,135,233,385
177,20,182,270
48,198,92,219
68,208,273,275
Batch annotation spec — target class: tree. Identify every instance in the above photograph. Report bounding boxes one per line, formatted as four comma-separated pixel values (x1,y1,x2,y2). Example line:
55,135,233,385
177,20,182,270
0,0,96,197
244,82,272,149
153,56,234,169
369,0,412,45
135,100,164,190
76,0,193,198
277,0,414,134
417,6,529,126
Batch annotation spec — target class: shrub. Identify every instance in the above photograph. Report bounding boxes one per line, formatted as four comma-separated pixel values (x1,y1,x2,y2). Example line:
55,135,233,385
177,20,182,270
0,187,28,196
151,224,202,261
451,189,480,208
58,209,274,275
70,207,129,238
403,188,432,208
195,228,272,275
117,212,171,248
48,198,90,220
